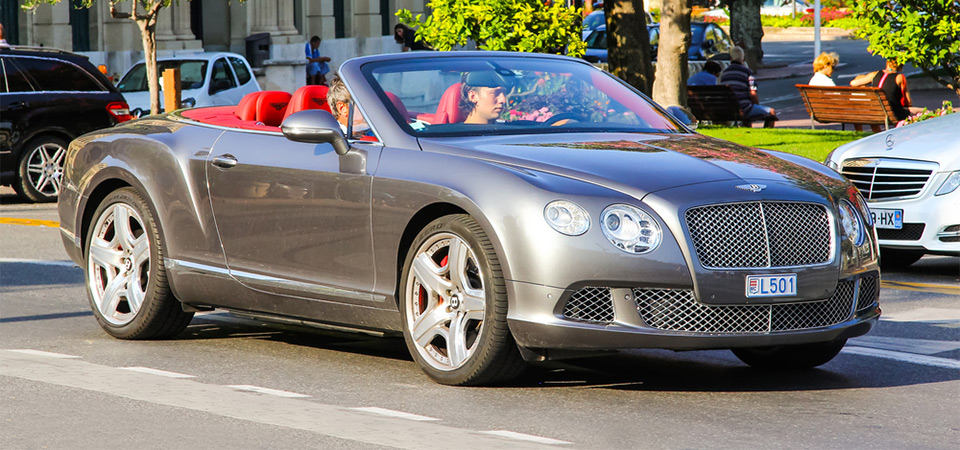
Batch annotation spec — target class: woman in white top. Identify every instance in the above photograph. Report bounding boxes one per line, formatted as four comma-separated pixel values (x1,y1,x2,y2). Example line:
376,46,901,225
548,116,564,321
809,52,839,86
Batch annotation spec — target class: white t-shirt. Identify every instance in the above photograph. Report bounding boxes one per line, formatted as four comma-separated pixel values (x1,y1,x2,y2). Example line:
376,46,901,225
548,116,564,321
809,72,836,86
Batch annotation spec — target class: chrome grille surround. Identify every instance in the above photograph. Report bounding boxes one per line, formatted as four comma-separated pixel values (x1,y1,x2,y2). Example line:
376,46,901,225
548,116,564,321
840,158,937,201
856,275,879,312
685,201,833,269
563,287,615,323
633,281,856,334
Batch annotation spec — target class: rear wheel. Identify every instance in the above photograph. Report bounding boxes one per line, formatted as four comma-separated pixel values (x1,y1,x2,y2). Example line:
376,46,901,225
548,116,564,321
15,136,67,202
85,187,193,339
399,215,525,385
732,339,847,370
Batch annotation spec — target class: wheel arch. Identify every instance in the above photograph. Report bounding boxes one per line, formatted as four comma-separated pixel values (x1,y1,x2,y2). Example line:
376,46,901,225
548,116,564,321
393,202,469,304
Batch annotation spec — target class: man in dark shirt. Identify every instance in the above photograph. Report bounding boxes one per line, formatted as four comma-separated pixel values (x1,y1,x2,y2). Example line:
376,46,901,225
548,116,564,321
720,47,777,128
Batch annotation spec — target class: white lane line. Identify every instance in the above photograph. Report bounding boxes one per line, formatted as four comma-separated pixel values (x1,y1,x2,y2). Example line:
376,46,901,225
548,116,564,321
0,351,563,449
227,384,311,398
480,430,572,446
121,367,196,379
350,407,440,422
852,336,960,355
881,308,960,324
841,346,960,370
8,349,80,359
0,258,79,268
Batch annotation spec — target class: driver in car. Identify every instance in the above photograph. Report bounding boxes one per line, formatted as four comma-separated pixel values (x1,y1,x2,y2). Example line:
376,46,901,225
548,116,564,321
459,72,508,124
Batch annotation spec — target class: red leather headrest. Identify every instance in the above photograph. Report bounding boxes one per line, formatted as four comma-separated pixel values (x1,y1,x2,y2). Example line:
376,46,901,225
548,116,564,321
385,91,411,122
235,91,265,121
434,83,464,124
256,91,292,127
283,85,331,121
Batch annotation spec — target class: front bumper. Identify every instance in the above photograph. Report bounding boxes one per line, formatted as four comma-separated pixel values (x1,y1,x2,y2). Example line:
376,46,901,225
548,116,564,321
870,187,960,255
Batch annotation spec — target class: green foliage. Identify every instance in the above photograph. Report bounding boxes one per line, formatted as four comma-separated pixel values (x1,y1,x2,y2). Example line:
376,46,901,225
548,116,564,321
853,0,960,92
896,101,955,127
396,0,587,57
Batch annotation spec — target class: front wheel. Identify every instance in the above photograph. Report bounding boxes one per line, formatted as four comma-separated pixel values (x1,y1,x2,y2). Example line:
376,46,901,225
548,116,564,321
732,339,847,370
85,187,193,339
399,215,525,385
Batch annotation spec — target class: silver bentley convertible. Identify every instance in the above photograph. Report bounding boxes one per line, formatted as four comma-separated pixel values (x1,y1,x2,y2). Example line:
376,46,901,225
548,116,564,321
58,52,880,385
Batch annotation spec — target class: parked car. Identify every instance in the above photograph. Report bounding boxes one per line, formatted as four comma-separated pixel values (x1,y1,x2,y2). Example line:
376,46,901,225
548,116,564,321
59,51,880,386
700,0,812,19
825,113,960,267
584,22,731,64
0,46,132,202
117,52,260,117
581,9,655,39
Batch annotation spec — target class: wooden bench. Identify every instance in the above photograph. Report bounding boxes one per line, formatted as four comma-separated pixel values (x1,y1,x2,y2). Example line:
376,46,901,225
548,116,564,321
796,84,897,130
687,85,746,126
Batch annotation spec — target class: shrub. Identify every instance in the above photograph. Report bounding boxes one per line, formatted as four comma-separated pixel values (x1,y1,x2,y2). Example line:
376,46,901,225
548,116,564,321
896,101,955,127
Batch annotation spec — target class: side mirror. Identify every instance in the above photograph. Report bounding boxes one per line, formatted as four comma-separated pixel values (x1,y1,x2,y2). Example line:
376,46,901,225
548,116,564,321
281,109,351,155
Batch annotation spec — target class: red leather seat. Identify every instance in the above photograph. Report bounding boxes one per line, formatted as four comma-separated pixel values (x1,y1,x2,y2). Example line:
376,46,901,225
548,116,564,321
235,91,265,121
283,85,331,121
255,91,293,127
434,82,464,124
384,91,411,122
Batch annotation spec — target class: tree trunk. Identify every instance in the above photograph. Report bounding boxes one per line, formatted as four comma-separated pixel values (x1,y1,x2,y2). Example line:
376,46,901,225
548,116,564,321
138,20,160,115
604,0,653,95
729,0,763,70
652,0,692,107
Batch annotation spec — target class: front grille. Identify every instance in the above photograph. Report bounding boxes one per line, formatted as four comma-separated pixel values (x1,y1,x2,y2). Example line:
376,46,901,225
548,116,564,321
563,287,615,323
633,281,855,334
841,161,934,200
685,202,832,268
856,275,879,312
877,223,925,241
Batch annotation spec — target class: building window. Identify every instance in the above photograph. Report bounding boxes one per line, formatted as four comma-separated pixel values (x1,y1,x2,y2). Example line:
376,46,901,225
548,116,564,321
70,0,90,52
334,0,345,39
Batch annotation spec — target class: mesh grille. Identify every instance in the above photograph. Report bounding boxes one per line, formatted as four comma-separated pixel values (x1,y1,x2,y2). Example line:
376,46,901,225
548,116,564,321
563,287,615,323
841,164,933,200
633,282,855,334
685,202,831,268
877,224,925,241
856,276,879,312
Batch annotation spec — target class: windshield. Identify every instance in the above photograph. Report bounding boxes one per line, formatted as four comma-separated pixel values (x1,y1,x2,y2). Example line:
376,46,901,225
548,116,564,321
583,12,605,31
363,57,682,137
117,60,208,93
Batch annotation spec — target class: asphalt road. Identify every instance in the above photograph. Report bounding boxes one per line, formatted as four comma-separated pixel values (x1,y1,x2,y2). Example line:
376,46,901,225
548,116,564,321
1,188,958,450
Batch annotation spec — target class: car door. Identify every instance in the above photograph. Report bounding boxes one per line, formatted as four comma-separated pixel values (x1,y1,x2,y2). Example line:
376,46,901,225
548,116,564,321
206,131,382,308
0,56,45,174
207,57,239,105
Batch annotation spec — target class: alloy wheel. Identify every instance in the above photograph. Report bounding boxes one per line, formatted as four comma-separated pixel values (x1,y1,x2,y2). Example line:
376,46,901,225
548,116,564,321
87,202,151,326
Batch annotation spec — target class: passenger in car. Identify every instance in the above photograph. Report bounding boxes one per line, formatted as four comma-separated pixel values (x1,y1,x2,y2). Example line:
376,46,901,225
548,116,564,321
327,76,372,139
459,72,508,124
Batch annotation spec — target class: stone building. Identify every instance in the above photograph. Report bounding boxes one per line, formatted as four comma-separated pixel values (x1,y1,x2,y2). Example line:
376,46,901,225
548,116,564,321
2,0,427,91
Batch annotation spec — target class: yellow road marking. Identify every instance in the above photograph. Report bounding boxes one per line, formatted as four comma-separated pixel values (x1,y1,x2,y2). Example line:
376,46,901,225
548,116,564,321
882,280,960,296
0,217,61,228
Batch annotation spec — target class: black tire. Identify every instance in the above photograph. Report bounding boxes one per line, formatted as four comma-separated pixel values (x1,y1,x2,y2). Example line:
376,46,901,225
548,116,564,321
14,135,68,203
732,339,847,370
399,214,525,386
879,248,924,269
84,187,193,339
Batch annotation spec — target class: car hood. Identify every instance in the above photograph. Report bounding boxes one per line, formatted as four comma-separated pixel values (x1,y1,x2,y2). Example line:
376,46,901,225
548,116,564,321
420,132,842,199
831,113,960,171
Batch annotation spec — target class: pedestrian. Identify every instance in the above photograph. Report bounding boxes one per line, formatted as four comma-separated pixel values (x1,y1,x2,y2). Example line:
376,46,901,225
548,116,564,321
393,24,430,52
808,52,839,86
719,46,777,128
849,58,923,131
688,60,722,86
305,36,331,86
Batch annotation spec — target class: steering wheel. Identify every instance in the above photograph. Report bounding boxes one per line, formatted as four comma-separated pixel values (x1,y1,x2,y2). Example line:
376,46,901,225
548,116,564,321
542,112,587,126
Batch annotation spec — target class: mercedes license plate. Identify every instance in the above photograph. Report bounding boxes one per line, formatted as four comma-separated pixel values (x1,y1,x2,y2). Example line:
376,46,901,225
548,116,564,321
746,274,797,298
871,208,903,230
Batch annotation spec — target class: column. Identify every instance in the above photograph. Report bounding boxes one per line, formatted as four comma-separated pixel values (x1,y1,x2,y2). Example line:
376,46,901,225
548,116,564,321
278,0,299,36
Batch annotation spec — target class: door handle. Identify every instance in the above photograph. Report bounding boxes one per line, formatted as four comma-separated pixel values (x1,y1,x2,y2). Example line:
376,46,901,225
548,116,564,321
211,154,238,169
8,101,28,111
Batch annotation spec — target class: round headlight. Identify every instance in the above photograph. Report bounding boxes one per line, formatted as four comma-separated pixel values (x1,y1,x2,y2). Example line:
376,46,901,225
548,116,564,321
852,191,872,227
543,200,590,236
600,204,662,254
838,199,865,247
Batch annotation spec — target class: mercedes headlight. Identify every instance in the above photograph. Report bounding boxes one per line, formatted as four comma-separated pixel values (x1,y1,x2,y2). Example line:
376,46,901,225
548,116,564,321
838,200,865,247
936,171,960,196
544,200,590,236
600,204,662,254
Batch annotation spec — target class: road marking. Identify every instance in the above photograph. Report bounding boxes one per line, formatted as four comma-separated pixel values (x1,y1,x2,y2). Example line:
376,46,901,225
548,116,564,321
227,384,311,398
0,258,79,268
121,367,196,379
852,335,960,355
0,217,60,228
480,430,573,446
0,350,564,449
880,308,960,324
882,280,960,296
350,407,440,422
8,349,80,359
841,346,960,370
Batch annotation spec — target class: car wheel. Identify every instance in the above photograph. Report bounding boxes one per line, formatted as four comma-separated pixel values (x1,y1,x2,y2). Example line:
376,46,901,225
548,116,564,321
85,187,193,339
879,248,924,269
15,136,68,203
732,339,847,370
399,215,525,385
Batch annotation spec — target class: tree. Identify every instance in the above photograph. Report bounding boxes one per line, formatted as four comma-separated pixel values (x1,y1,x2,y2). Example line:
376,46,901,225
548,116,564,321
396,0,586,57
603,0,653,95
725,0,763,69
853,0,960,97
652,0,692,108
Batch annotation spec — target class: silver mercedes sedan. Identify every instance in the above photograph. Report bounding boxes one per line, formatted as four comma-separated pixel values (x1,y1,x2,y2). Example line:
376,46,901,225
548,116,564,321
58,52,880,385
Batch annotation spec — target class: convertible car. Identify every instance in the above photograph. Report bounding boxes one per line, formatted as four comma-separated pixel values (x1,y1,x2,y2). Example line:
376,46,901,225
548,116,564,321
58,52,880,385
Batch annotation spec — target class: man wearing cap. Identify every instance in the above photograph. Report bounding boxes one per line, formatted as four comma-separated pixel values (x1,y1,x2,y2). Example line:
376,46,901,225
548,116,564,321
460,72,508,124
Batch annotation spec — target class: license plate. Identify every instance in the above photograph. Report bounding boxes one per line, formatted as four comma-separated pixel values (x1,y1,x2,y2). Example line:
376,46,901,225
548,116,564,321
871,208,903,230
746,274,797,298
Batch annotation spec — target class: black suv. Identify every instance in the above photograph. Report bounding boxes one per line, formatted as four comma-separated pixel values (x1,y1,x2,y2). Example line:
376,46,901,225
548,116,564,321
1,46,132,202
